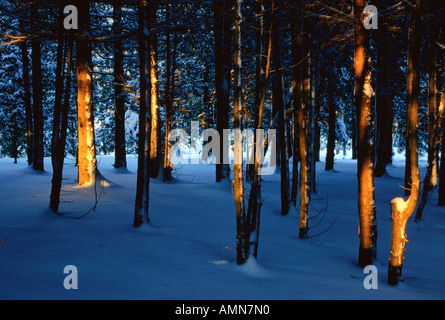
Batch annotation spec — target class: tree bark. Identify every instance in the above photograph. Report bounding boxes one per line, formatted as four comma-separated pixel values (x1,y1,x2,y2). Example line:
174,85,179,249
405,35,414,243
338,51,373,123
163,4,175,182
290,4,302,206
271,0,289,216
20,7,33,166
214,0,231,182
31,3,44,171
113,2,127,169
416,93,445,221
149,5,161,179
76,0,97,186
354,0,377,267
233,0,247,265
134,0,153,227
388,0,422,285
298,0,310,238
375,21,393,177
325,79,336,171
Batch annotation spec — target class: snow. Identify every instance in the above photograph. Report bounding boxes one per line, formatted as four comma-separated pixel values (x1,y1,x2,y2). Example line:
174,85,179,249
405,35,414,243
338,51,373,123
0,152,444,300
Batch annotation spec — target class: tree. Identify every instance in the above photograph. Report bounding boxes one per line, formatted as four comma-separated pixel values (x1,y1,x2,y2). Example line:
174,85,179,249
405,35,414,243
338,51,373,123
325,74,336,171
388,0,422,285
214,0,231,183
31,2,44,171
354,0,377,267
49,0,73,213
233,0,247,265
134,0,153,227
298,0,311,239
271,0,289,216
113,2,127,169
75,0,97,186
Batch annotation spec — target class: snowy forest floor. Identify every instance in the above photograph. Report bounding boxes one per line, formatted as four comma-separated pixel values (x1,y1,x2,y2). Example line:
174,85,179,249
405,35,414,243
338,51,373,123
0,153,444,300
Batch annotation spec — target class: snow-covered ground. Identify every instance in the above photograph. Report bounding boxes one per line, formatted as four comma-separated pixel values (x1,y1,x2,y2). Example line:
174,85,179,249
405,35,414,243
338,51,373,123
0,152,444,300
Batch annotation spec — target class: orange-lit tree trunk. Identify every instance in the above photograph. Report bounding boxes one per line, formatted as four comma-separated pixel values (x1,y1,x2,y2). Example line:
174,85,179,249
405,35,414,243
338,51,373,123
76,0,97,186
298,0,310,239
233,0,247,265
354,0,377,267
134,0,153,227
388,0,422,285
416,93,445,221
163,3,176,182
149,6,161,179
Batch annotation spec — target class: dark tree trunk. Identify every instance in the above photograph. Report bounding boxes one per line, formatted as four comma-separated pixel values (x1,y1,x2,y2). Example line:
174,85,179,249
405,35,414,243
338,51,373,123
113,2,127,169
214,0,231,182
50,1,73,213
375,22,394,178
20,9,33,166
134,0,153,227
31,3,44,171
325,80,336,171
271,0,289,216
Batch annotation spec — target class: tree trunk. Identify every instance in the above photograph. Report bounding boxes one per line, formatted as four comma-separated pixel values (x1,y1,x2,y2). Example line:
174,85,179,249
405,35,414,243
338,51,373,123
246,0,270,261
76,0,97,186
163,4,175,182
325,79,336,171
271,0,289,216
298,0,310,239
113,2,127,169
354,0,377,267
214,0,231,182
149,5,161,179
439,124,445,206
375,21,393,178
31,3,44,171
416,93,445,221
290,4,302,206
20,9,33,166
388,0,421,285
50,2,73,213
134,0,153,227
233,0,247,265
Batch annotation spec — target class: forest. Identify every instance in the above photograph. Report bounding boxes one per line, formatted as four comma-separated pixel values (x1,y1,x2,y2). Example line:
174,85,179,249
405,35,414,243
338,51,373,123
0,0,444,300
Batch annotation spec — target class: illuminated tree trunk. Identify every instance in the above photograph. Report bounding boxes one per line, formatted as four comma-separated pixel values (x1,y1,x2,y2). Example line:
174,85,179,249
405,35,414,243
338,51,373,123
388,0,421,285
298,0,310,239
149,6,161,179
113,2,127,169
354,0,377,267
76,0,97,186
233,0,247,265
416,93,445,221
134,0,152,227
163,4,176,182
